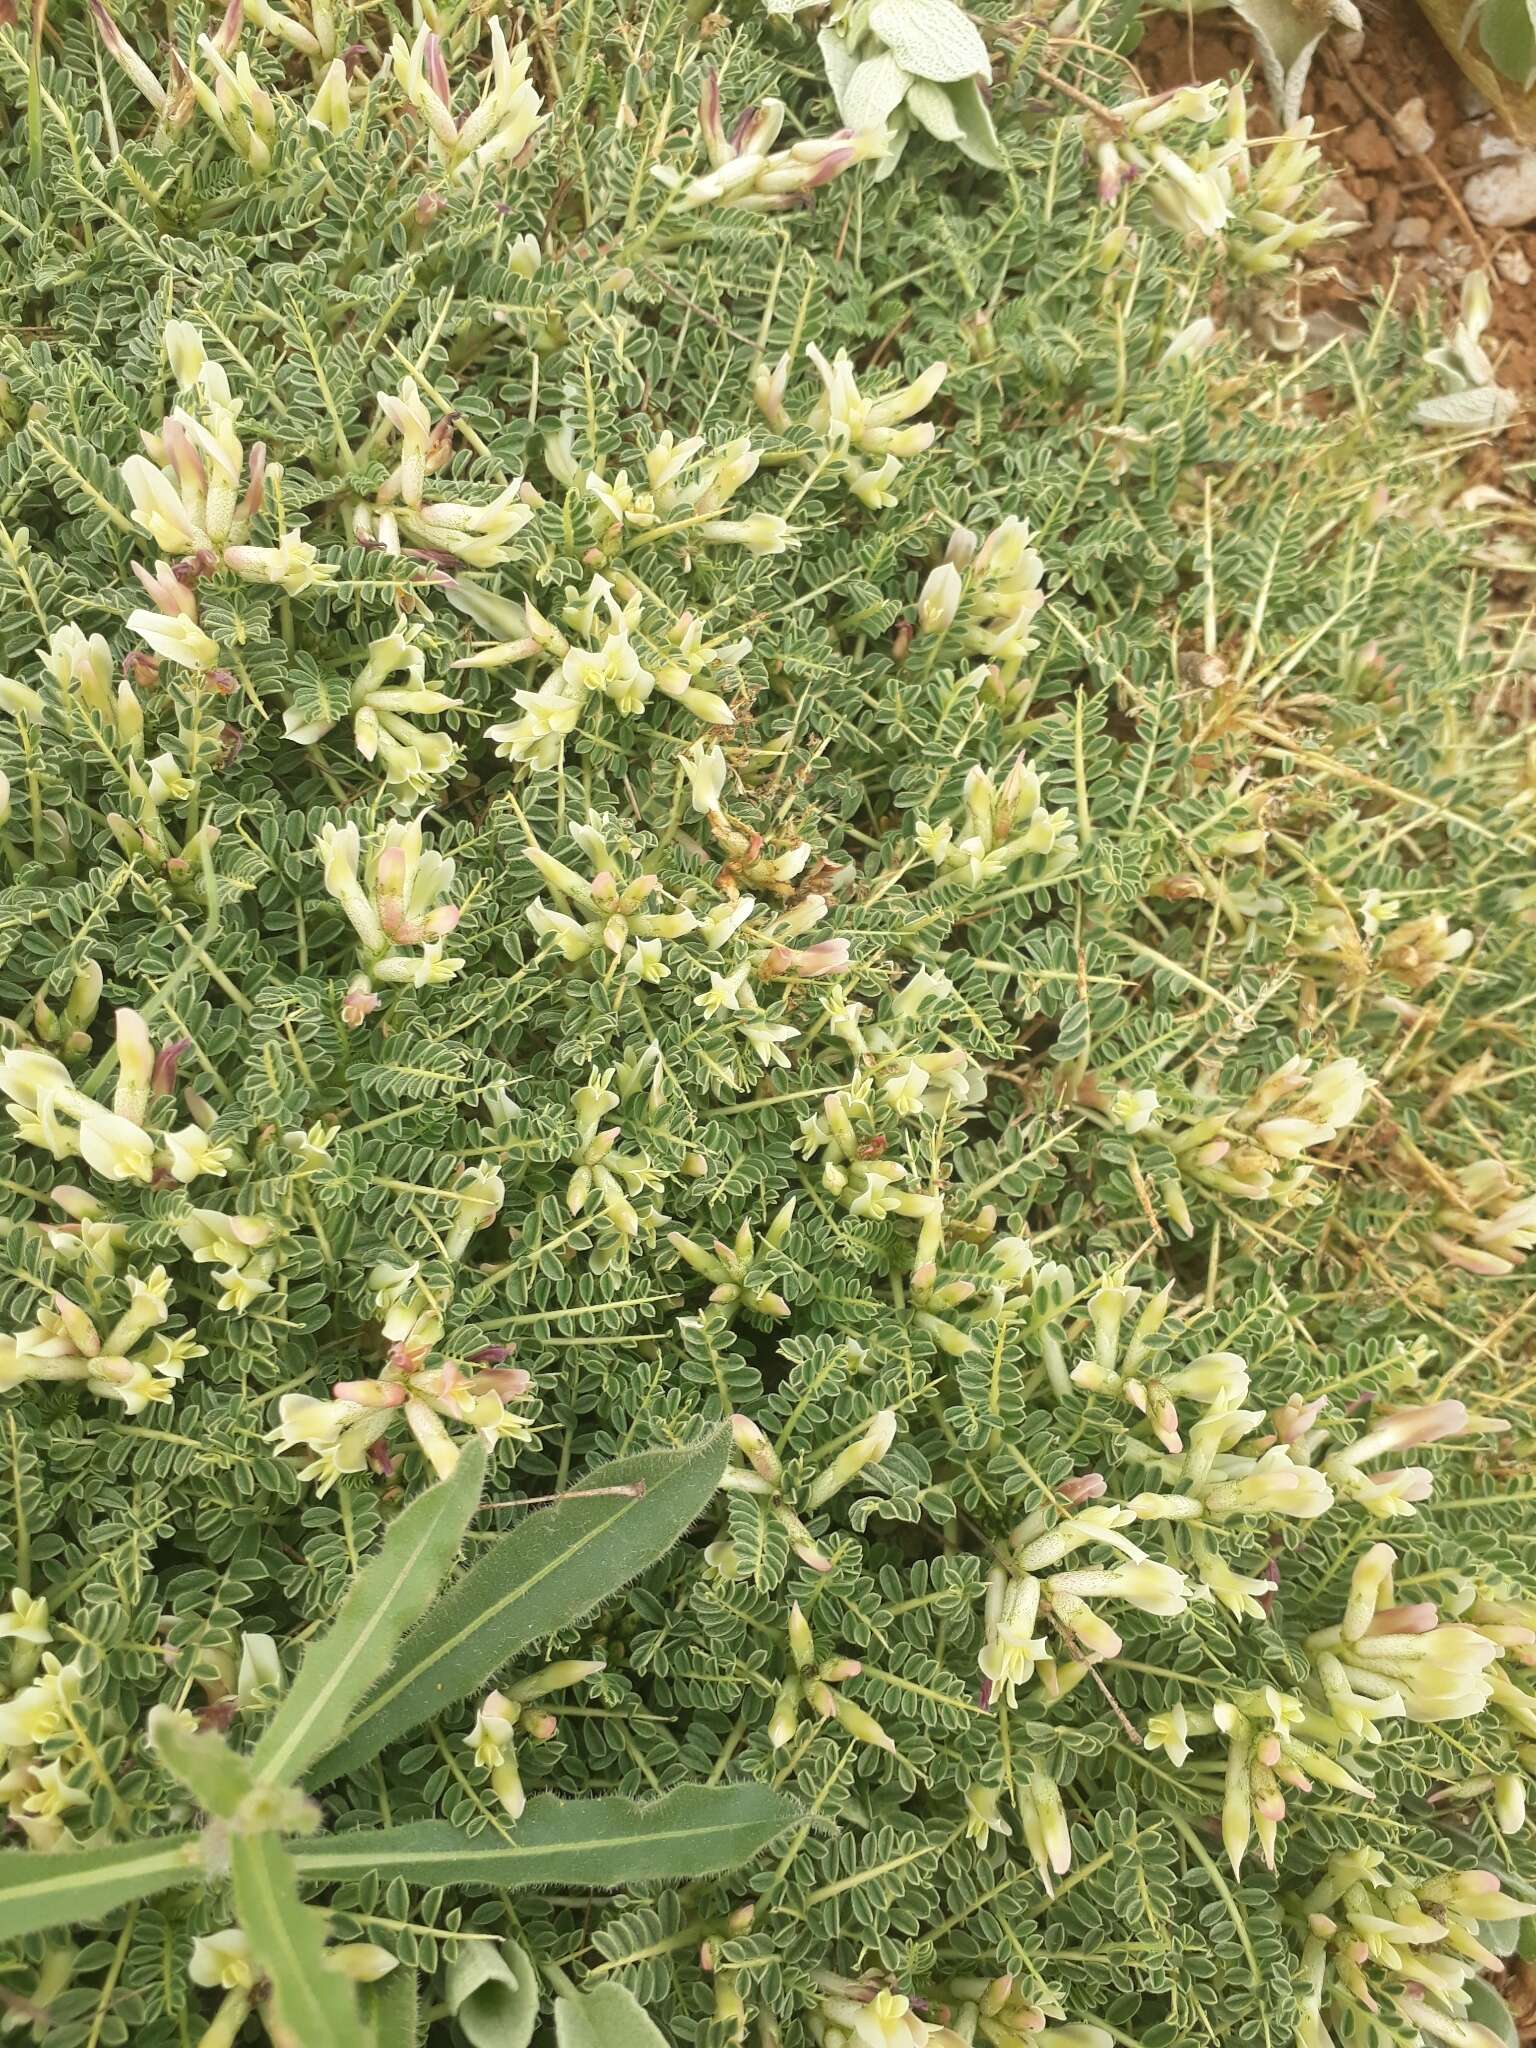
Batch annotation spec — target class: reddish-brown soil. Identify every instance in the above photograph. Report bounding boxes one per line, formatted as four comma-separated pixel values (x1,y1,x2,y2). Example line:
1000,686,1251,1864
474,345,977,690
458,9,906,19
1133,0,1536,449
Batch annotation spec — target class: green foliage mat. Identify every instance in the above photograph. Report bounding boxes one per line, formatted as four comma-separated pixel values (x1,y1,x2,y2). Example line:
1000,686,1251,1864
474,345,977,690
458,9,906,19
1,0,1535,2043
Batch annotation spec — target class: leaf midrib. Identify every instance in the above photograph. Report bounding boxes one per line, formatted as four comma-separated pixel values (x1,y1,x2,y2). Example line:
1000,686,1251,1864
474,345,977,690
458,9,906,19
331,1463,688,1739
359,1495,630,1711
0,1840,194,1902
258,1512,451,1783
298,1815,767,1872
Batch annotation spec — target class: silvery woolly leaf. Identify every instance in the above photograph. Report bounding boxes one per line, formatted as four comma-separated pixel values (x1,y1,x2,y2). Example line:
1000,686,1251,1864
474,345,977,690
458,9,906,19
943,72,1005,167
446,1939,539,2048
905,76,963,140
870,0,989,81
1414,384,1519,434
1228,0,1361,123
1456,1976,1519,2048
873,113,913,179
555,1983,671,2048
842,51,914,128
818,26,862,119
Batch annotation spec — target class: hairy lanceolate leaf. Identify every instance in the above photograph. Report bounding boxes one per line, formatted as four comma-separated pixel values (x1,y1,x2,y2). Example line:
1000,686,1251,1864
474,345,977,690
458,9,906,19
147,1708,254,1818
295,1786,804,1889
362,1970,419,2048
868,0,989,78
308,1430,728,1782
250,1442,485,1787
554,1982,671,2048
229,1832,368,2048
0,1836,202,1943
841,52,913,128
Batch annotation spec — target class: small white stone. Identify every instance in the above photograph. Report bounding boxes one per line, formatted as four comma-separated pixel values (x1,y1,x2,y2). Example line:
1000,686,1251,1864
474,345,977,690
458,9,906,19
1496,244,1534,286
1466,152,1536,228
1391,216,1432,248
1391,96,1435,156
1320,177,1370,226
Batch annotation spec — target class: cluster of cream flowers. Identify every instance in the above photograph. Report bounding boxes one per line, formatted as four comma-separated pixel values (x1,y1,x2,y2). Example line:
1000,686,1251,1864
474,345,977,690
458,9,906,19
177,1209,281,1313
94,0,545,185
317,813,465,1018
1084,83,1343,276
669,1204,798,1323
1289,884,1475,997
0,1009,234,1186
915,517,1047,691
284,622,462,804
811,1978,1111,2048
188,1922,398,2015
1429,1156,1536,1278
754,346,947,509
520,811,847,1073
36,623,143,750
768,1599,897,1756
0,1268,203,1416
907,1223,1071,1368
563,1064,669,1263
390,18,543,180
1305,1542,1522,1733
1148,1684,1376,1878
796,1076,944,1224
1293,1849,1533,2048
652,74,887,214
267,1180,533,1492
464,1659,606,1819
357,374,533,566
485,575,746,769
0,1605,93,1850
575,433,793,557
121,324,330,682
1159,1054,1373,1220
92,0,322,170
980,1496,1192,1714
915,754,1078,888
722,1404,898,1577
